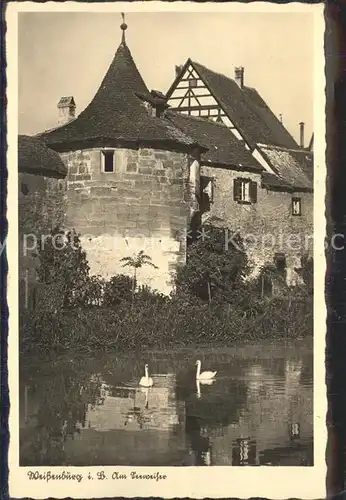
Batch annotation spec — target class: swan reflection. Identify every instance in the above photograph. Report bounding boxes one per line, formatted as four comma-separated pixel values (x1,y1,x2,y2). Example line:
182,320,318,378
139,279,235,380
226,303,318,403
196,378,215,399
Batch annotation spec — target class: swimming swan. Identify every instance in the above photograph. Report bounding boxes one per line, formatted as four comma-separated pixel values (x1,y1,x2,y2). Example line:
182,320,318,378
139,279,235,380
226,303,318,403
139,364,154,387
195,360,217,381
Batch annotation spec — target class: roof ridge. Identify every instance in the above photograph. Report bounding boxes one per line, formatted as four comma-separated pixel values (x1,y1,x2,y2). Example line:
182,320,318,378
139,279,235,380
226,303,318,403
192,60,257,93
258,143,313,155
192,60,258,96
36,118,78,138
191,59,235,83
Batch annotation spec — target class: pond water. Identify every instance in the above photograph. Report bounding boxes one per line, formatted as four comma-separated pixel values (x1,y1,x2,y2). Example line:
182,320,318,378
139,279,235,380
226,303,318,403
20,339,313,467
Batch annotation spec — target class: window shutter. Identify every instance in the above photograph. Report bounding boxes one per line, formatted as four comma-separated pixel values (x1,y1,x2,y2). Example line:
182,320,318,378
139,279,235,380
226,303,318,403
209,179,214,203
200,176,208,191
100,151,104,172
234,178,242,201
250,181,257,203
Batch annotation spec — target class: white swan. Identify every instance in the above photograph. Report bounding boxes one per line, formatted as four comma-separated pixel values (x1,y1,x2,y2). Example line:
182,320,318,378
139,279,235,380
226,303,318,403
139,364,154,387
196,360,217,381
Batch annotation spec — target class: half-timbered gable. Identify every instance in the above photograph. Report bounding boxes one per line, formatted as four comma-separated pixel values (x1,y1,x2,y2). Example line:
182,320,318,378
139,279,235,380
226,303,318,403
167,60,251,148
166,60,313,286
167,59,298,151
166,59,314,182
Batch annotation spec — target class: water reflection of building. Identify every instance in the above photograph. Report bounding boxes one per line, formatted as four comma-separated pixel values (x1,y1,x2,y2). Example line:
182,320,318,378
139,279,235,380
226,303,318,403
62,374,187,466
84,376,182,431
20,350,313,467
199,359,313,466
184,414,212,466
19,382,79,466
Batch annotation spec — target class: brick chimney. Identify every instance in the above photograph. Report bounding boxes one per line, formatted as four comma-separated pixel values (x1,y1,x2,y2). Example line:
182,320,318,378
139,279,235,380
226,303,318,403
235,67,244,88
175,65,183,78
299,122,305,148
57,96,76,126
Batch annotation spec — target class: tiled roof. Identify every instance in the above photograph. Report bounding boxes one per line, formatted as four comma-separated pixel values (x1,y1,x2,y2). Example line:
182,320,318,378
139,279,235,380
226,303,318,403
261,172,294,192
258,144,313,191
172,60,299,150
293,149,314,183
18,135,67,178
166,111,263,172
40,43,199,152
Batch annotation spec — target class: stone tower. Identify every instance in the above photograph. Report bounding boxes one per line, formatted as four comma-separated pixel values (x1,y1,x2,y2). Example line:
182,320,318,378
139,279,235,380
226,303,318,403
39,18,205,293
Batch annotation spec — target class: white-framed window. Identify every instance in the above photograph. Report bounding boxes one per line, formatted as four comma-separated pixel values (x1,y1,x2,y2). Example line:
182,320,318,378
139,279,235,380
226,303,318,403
233,178,257,204
101,150,115,173
292,197,302,216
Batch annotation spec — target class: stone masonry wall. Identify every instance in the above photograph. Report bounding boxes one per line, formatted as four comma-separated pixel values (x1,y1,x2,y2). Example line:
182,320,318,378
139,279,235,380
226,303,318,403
19,172,66,308
201,166,313,285
60,147,192,294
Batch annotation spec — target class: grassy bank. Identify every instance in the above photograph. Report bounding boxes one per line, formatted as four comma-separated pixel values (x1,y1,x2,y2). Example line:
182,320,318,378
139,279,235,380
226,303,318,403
20,292,313,355
20,226,313,355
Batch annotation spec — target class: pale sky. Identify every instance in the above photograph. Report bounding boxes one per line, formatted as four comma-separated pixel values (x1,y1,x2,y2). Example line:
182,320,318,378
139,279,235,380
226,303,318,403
18,11,314,145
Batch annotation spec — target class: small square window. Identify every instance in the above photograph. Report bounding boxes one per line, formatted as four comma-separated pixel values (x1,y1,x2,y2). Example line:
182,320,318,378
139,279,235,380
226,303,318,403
102,151,115,173
188,78,198,88
292,197,301,216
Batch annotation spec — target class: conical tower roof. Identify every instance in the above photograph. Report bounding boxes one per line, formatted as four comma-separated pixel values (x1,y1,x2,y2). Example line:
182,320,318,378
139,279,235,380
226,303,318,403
40,25,198,152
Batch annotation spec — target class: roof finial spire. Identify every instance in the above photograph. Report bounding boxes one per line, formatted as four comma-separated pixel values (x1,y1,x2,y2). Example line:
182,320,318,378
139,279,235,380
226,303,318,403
120,13,128,45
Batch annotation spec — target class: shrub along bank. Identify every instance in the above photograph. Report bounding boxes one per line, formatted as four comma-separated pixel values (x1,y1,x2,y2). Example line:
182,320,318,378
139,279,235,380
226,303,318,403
20,226,313,354
20,292,312,354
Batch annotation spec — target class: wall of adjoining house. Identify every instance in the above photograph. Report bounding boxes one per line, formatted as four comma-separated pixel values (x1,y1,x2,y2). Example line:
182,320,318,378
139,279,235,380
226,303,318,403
201,165,313,285
60,147,195,294
19,172,66,309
